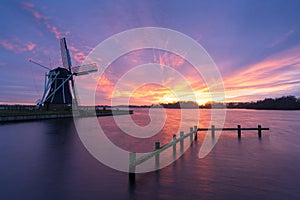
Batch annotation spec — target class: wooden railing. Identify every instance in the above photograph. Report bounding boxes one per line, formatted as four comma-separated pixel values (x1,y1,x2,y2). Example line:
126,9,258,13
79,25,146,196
128,124,269,183
129,126,198,182
198,124,269,139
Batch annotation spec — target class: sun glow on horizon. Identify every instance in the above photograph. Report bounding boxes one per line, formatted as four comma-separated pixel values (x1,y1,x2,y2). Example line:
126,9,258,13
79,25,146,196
112,83,214,106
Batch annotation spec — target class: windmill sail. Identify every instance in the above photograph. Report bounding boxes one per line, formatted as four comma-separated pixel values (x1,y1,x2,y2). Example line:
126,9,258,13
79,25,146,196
72,63,98,76
60,38,72,70
60,37,77,109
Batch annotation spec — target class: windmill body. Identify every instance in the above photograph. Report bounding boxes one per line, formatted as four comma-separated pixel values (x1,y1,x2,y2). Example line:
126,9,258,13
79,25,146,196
43,67,73,110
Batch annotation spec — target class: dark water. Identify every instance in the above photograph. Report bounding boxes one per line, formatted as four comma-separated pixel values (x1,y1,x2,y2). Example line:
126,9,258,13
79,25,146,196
1,109,300,200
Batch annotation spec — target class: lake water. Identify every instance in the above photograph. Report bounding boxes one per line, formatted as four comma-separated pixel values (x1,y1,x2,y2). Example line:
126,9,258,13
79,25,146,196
1,109,300,200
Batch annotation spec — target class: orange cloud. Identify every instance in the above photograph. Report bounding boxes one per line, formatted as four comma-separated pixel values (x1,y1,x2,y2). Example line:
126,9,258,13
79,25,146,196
129,84,176,105
89,44,300,106
91,49,215,105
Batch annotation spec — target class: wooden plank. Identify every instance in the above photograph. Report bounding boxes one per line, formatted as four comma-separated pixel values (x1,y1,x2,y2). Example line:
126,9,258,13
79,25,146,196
198,127,269,131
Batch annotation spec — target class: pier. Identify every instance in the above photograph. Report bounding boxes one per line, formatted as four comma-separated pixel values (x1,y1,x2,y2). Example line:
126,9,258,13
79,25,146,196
129,124,269,183
198,124,270,139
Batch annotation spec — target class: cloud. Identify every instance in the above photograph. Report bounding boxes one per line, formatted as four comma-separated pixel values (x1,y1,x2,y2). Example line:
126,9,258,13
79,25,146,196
0,40,14,51
153,51,186,68
22,2,91,67
68,45,89,64
22,2,67,39
269,29,295,48
88,48,215,105
80,41,300,106
0,39,36,53
223,46,300,101
27,43,36,51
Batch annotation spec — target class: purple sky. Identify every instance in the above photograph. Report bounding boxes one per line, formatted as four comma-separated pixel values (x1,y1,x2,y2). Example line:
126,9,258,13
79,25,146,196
1,0,300,105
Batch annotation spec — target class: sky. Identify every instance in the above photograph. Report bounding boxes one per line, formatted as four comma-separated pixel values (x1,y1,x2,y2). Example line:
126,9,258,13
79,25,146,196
1,0,300,105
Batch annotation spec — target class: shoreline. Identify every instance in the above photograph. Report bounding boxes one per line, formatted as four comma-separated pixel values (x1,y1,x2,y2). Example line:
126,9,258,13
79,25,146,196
0,109,133,123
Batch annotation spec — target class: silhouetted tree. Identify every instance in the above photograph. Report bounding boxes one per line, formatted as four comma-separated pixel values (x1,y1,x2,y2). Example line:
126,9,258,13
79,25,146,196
226,96,300,110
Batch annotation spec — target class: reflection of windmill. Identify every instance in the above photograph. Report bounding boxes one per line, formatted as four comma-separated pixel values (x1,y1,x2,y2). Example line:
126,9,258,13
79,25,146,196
30,38,97,110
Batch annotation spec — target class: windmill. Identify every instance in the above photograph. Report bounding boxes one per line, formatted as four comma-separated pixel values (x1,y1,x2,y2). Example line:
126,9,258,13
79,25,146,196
30,38,97,110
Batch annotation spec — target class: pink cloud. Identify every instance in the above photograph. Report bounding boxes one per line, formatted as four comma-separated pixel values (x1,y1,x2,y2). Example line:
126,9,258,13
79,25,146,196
26,43,36,51
45,21,62,39
22,2,67,39
68,45,89,64
0,39,36,53
153,51,186,68
94,45,300,105
32,10,47,20
269,29,295,48
223,46,300,101
0,40,15,51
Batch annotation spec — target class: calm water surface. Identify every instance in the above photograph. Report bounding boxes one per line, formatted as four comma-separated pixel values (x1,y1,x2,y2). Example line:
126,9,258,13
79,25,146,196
0,109,300,200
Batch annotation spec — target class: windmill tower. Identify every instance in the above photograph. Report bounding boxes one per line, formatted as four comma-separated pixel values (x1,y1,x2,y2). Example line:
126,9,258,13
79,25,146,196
32,38,97,110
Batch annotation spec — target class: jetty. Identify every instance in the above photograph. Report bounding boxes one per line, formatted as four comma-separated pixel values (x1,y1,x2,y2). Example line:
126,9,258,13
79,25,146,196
128,124,269,183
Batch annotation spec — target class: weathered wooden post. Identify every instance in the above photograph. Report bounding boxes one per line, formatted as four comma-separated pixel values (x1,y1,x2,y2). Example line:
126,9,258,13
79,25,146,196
258,125,262,138
129,152,136,183
173,134,177,159
194,125,198,140
211,125,215,139
190,127,193,143
237,125,241,139
180,131,184,154
155,141,160,169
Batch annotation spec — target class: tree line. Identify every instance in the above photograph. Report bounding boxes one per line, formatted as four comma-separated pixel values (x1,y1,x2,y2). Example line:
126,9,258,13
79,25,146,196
226,96,300,110
158,96,300,110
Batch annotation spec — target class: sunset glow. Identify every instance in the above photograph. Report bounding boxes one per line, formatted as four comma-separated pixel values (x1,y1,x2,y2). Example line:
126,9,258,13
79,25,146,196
1,1,300,105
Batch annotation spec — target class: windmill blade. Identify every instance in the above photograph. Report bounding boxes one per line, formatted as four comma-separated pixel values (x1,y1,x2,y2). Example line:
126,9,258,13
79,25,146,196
72,63,98,76
60,37,78,109
29,59,51,70
60,38,72,71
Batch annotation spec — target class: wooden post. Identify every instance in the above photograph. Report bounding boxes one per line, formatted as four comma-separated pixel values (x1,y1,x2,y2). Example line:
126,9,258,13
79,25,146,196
180,131,184,154
173,134,177,159
194,125,198,140
129,152,136,183
211,125,215,139
258,125,262,138
237,125,241,139
155,141,160,150
155,142,160,169
190,127,193,143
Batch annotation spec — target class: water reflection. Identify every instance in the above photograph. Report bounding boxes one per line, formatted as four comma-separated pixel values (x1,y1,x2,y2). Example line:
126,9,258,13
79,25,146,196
1,109,300,199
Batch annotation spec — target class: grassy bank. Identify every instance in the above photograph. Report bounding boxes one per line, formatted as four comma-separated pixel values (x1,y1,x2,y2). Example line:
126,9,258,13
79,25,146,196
0,109,73,116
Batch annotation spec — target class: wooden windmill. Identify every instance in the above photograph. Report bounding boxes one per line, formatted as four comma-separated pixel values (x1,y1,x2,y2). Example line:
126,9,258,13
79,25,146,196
31,38,97,110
